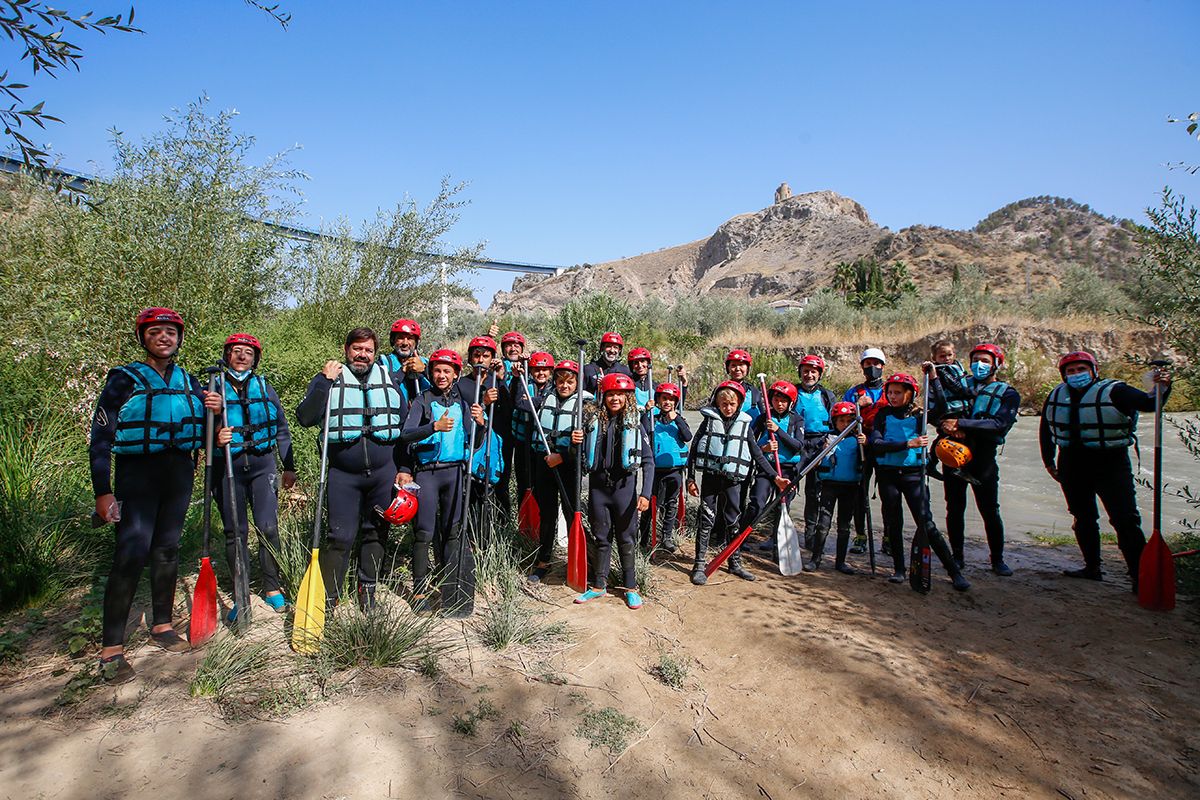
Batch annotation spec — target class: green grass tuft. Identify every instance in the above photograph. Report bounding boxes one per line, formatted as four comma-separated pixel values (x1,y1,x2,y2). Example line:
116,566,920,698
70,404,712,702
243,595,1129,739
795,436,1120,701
575,706,642,754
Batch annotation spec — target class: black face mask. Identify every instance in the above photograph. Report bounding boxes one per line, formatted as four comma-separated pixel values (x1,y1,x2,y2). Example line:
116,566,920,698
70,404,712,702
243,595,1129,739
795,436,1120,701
863,365,883,383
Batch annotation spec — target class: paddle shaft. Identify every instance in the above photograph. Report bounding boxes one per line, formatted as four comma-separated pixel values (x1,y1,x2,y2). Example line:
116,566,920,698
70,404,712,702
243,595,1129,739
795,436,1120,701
574,340,586,504
202,372,217,557
1153,374,1163,536
517,370,576,523
759,374,783,477
220,369,251,620
310,375,334,549
855,405,876,575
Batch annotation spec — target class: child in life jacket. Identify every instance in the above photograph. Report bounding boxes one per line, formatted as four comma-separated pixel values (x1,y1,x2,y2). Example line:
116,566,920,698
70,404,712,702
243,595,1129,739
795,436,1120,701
868,373,970,591
922,339,976,483
646,382,692,553
744,380,805,558
573,373,654,609
687,381,784,585
527,359,591,582
806,402,867,573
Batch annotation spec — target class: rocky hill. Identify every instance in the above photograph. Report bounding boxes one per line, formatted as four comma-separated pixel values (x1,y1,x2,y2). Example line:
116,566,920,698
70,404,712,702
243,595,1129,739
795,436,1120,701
490,192,1140,312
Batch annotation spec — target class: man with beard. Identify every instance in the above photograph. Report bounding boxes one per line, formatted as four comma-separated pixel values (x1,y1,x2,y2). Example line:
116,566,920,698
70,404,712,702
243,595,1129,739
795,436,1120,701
582,332,633,396
381,318,430,404
296,328,407,612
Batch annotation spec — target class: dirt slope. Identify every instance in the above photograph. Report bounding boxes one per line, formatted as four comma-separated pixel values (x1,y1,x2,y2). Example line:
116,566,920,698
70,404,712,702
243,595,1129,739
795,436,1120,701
2,532,1196,800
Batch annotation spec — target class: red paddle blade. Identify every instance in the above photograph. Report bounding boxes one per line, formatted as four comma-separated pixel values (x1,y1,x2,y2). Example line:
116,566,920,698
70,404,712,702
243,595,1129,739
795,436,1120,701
518,490,540,543
1138,531,1176,611
566,512,588,592
705,523,754,577
189,557,218,645
650,495,658,548
676,487,686,535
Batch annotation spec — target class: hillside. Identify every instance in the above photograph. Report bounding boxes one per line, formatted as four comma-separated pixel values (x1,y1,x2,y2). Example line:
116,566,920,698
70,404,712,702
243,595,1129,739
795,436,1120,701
491,192,1140,313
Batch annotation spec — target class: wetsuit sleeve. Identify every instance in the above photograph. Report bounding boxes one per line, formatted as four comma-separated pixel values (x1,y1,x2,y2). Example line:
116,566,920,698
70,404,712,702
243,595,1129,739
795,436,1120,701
686,417,709,482
842,386,858,403
926,372,948,421
869,413,908,454
1111,381,1169,415
639,424,654,498
675,415,693,442
267,384,295,472
747,434,775,476
957,386,1020,439
394,432,413,474
296,373,333,427
1039,400,1056,469
89,368,136,498
400,395,437,444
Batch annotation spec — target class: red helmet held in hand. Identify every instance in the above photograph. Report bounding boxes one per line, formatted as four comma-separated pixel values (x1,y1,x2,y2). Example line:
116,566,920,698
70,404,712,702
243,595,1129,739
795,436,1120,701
599,373,635,394
379,487,418,525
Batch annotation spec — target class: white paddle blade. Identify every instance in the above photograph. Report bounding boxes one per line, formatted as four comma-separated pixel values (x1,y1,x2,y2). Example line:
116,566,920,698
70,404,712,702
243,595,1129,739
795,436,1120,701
777,507,804,576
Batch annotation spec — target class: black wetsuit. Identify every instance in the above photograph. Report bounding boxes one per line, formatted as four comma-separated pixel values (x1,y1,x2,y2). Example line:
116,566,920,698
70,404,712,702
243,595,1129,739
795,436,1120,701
586,416,654,590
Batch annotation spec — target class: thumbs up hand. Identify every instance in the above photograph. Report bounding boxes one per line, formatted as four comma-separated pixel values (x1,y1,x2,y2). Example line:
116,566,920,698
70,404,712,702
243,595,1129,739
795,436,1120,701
433,411,454,432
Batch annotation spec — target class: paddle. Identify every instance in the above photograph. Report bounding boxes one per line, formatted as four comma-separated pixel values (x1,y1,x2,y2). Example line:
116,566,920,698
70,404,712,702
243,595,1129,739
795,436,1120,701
445,364,485,616
706,419,860,577
188,370,220,645
855,405,876,576
479,367,498,545
759,373,802,576
909,373,932,594
291,380,333,655
566,339,589,592
219,368,252,627
516,358,541,543
1138,360,1175,611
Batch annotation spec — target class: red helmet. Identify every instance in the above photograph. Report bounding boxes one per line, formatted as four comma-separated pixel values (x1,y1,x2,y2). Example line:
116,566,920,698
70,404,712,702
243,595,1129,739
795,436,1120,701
528,351,555,369
601,332,624,346
1058,350,1098,377
428,349,463,372
468,336,498,354
224,333,262,367
379,487,418,525
768,380,798,405
599,373,635,394
135,307,185,345
501,331,526,346
884,373,920,396
799,354,826,373
725,349,752,366
390,319,421,339
627,347,652,363
831,401,857,418
970,343,1005,367
554,360,580,375
655,382,681,401
716,379,747,402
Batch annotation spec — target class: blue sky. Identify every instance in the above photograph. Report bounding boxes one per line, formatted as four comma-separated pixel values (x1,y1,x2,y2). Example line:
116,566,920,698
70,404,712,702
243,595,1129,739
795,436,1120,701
17,1,1200,307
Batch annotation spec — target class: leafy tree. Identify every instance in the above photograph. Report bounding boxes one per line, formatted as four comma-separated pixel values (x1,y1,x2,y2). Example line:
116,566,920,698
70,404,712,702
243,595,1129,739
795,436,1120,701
831,256,916,309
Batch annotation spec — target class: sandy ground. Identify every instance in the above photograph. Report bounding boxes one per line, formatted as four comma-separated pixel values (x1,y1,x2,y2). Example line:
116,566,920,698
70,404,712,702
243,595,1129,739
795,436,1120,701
2,416,1197,800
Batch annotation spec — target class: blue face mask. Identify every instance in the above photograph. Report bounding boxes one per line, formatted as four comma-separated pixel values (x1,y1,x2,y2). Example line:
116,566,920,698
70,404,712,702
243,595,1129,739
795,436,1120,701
1066,372,1094,390
971,361,993,380
228,368,252,382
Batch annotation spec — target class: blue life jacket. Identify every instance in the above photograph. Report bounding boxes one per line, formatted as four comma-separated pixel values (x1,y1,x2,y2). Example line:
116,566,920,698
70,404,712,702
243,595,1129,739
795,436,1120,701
511,381,549,445
967,379,1013,444
693,407,755,480
585,417,642,473
634,378,651,413
471,428,504,484
818,435,863,483
875,410,924,469
1044,378,1136,449
112,362,205,455
222,373,278,456
381,352,431,403
937,362,972,417
412,394,468,464
795,386,833,435
652,410,689,469
328,363,405,444
536,390,592,453
756,412,804,465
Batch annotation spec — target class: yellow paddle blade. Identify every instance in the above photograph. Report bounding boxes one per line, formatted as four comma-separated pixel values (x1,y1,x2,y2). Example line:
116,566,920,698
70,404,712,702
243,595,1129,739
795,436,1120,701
290,549,326,654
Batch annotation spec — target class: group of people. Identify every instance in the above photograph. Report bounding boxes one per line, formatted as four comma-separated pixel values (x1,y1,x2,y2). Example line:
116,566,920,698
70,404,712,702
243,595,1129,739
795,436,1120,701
88,307,1171,684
